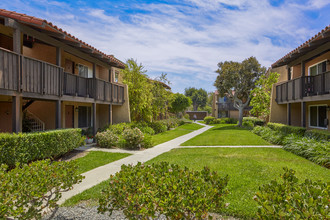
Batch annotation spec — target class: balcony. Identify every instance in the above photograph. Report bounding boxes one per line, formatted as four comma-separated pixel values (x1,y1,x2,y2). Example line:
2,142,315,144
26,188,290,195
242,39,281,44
275,71,330,104
0,47,125,104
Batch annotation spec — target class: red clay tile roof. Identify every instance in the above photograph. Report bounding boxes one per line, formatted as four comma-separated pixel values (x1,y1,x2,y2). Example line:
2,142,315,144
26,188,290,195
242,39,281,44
0,8,125,68
272,25,330,68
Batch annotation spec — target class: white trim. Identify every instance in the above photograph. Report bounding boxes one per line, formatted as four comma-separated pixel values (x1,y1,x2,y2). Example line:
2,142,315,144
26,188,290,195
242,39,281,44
308,59,327,76
308,104,328,129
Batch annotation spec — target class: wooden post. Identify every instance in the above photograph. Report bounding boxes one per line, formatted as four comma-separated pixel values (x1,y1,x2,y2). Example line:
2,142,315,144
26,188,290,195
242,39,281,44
12,96,21,133
301,102,306,127
301,61,305,98
287,66,291,80
55,100,61,129
13,28,21,54
108,104,112,125
92,102,97,136
287,103,291,125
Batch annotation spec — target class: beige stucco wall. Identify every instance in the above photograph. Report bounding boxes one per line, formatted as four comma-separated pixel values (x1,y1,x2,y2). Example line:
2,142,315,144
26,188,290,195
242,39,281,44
269,84,288,124
112,67,124,83
27,101,56,130
112,84,131,124
23,43,57,65
212,93,218,118
305,51,330,74
271,65,287,83
291,103,301,127
96,104,110,129
96,65,109,81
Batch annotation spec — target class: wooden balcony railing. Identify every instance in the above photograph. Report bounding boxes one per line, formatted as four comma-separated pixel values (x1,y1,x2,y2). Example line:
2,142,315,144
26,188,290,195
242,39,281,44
0,47,125,104
276,71,330,103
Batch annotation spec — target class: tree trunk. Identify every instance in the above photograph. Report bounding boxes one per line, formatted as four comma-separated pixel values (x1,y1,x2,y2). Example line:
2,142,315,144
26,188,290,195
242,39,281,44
238,107,244,127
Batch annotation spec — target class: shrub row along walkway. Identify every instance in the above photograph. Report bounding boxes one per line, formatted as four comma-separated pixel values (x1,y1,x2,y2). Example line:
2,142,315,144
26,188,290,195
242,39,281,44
58,122,212,204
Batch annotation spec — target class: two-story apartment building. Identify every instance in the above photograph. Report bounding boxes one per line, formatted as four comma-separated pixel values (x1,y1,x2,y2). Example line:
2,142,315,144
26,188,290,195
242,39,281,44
212,91,251,119
270,25,330,131
0,9,130,134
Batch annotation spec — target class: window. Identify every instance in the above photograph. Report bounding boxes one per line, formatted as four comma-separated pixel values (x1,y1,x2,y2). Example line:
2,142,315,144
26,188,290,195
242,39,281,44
114,70,119,83
308,61,326,76
309,105,327,129
78,64,88,78
78,106,91,128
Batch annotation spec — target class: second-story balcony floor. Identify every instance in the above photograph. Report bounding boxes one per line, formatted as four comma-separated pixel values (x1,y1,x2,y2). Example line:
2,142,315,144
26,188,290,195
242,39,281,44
0,47,125,105
275,70,330,104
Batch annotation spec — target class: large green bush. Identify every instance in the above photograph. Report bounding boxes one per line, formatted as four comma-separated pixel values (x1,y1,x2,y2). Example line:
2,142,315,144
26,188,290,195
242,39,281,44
0,159,83,219
267,122,306,136
0,129,84,167
148,121,168,134
98,162,229,219
95,130,119,148
204,116,215,124
283,134,330,168
255,167,329,219
122,127,145,150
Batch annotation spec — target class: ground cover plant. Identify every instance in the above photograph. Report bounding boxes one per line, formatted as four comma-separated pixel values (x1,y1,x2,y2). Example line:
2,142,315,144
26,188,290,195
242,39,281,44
181,124,270,146
98,162,229,219
0,129,84,167
255,167,329,219
147,148,330,219
0,160,83,219
74,151,131,174
151,123,203,146
252,123,330,168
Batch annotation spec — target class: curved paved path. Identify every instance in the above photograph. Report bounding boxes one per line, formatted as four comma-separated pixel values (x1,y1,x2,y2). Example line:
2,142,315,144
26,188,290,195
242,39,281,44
58,122,212,204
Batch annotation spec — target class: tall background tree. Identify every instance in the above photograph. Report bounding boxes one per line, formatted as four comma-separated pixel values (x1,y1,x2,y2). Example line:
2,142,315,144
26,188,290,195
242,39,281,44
214,57,266,126
122,59,153,122
250,71,279,120
151,73,171,120
169,93,192,117
184,87,207,111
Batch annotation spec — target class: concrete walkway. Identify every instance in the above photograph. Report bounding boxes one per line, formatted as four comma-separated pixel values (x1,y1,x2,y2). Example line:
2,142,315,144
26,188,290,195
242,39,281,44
58,122,212,204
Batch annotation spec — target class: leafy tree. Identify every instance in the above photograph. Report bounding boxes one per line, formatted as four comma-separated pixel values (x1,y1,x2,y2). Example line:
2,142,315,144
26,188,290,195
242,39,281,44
250,72,279,120
214,57,266,126
122,59,153,122
184,87,207,111
151,73,171,120
169,93,192,116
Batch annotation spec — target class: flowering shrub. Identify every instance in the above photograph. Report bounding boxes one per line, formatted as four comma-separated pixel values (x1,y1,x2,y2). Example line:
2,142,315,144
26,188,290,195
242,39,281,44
98,162,229,219
122,127,145,150
255,167,329,219
95,130,119,148
0,159,84,219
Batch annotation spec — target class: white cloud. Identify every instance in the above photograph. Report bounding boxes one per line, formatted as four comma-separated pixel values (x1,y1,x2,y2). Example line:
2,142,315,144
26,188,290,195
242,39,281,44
0,0,328,93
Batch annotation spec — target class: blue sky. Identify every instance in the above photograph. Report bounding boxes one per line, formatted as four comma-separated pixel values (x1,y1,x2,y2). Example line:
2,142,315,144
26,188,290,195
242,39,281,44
1,0,329,93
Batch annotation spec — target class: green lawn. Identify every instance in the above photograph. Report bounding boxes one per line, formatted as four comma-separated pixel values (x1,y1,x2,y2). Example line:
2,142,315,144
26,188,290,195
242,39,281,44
151,123,203,146
63,148,329,218
181,124,271,146
75,151,131,174
147,148,330,218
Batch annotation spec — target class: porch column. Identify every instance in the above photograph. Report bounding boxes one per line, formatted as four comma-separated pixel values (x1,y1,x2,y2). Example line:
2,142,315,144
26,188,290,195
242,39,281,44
92,102,97,136
287,103,291,125
301,102,306,127
13,28,21,54
55,100,61,129
56,47,61,66
300,61,305,99
287,66,291,80
12,96,21,133
108,104,112,125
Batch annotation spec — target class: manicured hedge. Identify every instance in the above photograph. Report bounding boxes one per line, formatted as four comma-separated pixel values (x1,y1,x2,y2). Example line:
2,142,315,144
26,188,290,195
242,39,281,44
0,129,84,167
243,117,265,126
267,122,306,136
305,129,330,141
